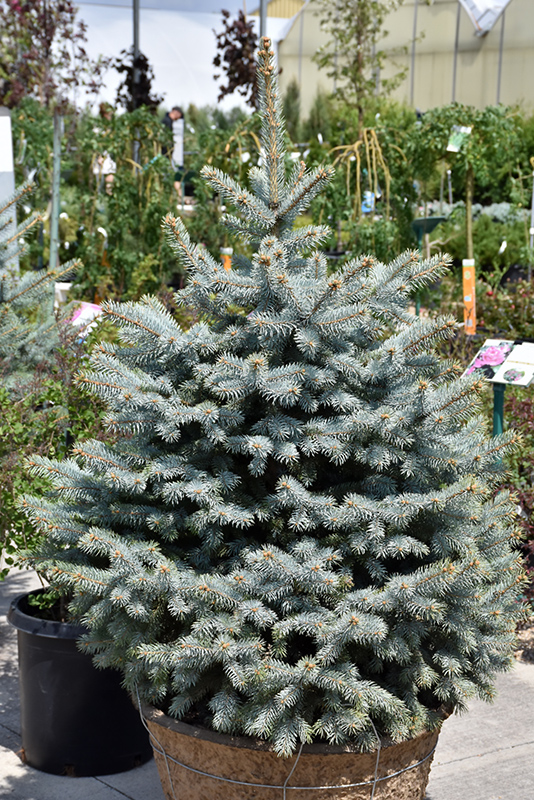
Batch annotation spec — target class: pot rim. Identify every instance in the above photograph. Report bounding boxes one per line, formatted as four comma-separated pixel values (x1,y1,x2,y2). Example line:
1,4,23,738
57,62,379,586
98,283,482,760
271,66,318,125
140,702,447,756
7,589,87,640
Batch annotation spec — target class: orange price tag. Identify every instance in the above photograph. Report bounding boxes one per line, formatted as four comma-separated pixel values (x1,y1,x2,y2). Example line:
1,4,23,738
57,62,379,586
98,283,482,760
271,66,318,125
220,248,233,272
462,259,476,335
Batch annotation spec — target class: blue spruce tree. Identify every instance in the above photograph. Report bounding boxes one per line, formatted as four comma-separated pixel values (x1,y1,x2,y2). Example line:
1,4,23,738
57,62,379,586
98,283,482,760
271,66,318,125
22,41,524,756
0,183,73,376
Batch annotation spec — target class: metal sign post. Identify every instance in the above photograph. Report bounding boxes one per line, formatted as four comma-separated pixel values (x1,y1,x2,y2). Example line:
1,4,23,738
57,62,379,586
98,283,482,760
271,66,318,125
529,157,534,283
492,383,506,436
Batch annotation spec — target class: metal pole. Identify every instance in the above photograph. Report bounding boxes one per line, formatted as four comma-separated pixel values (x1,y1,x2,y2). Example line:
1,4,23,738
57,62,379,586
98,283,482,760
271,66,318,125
49,110,61,271
496,10,505,104
452,1,461,103
529,163,534,283
410,0,419,107
133,0,140,79
492,383,506,437
298,2,304,87
132,0,140,165
260,0,267,40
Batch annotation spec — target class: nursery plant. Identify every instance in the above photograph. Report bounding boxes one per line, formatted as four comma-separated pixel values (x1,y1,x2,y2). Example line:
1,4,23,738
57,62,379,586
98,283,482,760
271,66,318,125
0,184,107,578
23,40,525,764
63,105,178,301
0,183,71,376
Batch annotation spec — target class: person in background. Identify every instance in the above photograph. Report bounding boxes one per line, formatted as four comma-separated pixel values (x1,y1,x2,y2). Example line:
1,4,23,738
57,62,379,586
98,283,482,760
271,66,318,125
162,106,184,197
93,102,117,195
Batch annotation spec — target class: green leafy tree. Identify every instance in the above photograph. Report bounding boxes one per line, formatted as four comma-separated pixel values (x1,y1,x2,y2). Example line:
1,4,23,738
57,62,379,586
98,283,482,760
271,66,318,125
11,97,54,186
409,103,523,260
23,40,524,758
0,335,107,580
314,0,407,138
311,2,409,223
61,106,178,300
302,87,334,144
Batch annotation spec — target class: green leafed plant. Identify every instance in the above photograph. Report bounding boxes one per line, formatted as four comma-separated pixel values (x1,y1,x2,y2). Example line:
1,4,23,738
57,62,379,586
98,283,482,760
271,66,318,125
22,40,525,757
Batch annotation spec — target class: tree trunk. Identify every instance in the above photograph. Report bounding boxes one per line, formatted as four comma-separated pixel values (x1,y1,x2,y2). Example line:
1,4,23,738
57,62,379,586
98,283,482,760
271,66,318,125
465,164,474,261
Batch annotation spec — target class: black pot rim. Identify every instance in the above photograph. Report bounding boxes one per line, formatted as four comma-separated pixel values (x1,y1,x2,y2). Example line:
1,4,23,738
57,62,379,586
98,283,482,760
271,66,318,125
7,588,87,640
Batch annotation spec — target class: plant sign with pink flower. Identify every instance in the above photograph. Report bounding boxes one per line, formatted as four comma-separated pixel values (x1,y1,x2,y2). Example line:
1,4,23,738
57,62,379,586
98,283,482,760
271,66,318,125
464,339,513,379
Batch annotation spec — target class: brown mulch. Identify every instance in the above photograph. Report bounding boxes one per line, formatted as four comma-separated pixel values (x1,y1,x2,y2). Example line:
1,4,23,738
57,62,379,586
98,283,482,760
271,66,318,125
514,621,534,663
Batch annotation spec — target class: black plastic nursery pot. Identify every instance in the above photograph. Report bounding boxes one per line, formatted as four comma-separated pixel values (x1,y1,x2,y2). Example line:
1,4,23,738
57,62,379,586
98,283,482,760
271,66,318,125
8,589,153,776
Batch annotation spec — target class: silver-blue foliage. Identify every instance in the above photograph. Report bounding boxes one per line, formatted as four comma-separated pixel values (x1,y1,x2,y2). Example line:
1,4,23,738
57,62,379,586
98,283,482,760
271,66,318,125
22,40,525,757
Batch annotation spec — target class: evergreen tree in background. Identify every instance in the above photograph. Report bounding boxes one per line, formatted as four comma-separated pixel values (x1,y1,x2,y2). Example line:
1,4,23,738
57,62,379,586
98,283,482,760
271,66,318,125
283,77,301,143
0,184,72,376
1,185,93,580
23,40,524,757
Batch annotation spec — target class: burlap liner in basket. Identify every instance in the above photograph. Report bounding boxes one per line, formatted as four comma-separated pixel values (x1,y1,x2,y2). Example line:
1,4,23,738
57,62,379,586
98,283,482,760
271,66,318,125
140,703,445,800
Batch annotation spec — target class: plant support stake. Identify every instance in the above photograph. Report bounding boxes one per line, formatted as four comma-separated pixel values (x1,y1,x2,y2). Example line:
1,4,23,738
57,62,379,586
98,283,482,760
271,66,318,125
462,258,476,335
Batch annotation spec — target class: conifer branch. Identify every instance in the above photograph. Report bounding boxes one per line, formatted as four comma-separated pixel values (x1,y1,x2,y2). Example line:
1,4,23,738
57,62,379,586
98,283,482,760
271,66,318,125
17,47,525,758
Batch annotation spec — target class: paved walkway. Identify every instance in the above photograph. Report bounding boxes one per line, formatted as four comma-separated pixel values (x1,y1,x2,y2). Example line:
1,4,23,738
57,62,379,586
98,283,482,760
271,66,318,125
1,570,533,799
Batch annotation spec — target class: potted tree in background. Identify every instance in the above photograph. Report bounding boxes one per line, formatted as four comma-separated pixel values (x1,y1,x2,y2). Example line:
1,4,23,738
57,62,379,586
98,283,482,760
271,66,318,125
21,40,524,798
1,185,152,776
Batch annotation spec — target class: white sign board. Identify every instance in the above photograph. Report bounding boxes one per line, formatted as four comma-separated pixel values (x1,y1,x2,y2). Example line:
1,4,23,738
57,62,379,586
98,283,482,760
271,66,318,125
492,342,534,385
0,108,17,271
447,125,472,153
463,338,534,386
0,111,15,173
459,0,514,36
